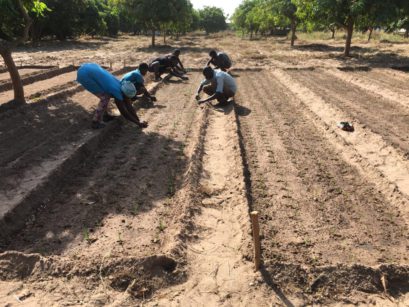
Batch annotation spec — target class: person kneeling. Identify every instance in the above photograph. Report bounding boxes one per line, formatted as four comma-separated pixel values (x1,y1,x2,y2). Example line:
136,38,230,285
121,63,157,103
148,55,188,82
196,66,237,107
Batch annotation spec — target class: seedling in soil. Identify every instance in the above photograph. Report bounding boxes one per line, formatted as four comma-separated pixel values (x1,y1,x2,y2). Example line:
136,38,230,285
83,228,91,244
303,238,312,246
152,234,160,244
179,143,185,152
167,171,176,196
117,232,124,245
158,220,167,232
131,203,140,216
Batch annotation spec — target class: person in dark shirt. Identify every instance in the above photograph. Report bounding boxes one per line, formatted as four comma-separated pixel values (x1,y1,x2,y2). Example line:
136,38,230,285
207,50,232,72
148,55,188,81
168,49,186,75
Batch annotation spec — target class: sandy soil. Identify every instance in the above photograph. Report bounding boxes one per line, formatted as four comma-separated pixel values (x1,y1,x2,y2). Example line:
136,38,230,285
1,33,409,305
145,105,277,306
0,68,47,82
0,71,78,104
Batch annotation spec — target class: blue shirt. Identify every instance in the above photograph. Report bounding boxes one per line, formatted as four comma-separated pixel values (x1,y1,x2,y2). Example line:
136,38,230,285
77,63,123,101
121,69,144,90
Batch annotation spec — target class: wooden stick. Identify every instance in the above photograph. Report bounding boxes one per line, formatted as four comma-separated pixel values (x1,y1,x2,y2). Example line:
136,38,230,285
250,211,261,271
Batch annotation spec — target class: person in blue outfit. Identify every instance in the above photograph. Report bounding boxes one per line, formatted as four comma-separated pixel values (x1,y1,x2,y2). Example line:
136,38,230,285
121,63,157,102
77,63,148,129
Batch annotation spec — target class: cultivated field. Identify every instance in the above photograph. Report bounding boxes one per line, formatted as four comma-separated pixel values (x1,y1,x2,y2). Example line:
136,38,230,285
1,33,409,306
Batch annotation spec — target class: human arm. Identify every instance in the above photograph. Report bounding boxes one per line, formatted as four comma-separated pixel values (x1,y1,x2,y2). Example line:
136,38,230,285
198,92,224,104
177,58,186,72
140,85,157,102
114,98,148,128
195,81,206,100
170,68,188,80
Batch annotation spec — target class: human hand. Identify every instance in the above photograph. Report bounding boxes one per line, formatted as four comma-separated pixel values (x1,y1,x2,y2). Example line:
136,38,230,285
195,94,200,101
138,121,148,128
150,96,157,102
181,76,189,81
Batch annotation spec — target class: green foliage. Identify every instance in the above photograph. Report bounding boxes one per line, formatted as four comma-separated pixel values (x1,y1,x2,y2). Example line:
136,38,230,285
0,0,49,41
0,0,230,43
232,0,407,53
232,0,299,37
198,6,227,34
32,0,50,17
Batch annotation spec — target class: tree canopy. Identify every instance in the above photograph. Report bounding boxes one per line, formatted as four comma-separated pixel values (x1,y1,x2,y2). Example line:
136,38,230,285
232,0,409,56
198,6,228,34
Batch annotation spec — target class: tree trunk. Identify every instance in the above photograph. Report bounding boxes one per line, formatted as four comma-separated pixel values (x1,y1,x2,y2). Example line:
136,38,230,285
405,28,409,38
344,18,354,57
0,47,25,105
250,30,253,40
331,28,335,39
151,29,156,47
367,27,373,42
290,18,297,47
163,31,166,45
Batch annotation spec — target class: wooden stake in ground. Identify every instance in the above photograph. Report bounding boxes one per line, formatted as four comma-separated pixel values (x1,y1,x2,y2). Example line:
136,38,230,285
250,211,261,271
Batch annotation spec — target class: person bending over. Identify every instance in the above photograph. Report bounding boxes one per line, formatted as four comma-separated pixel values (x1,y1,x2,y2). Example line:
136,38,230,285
148,55,188,81
207,50,232,72
121,63,157,102
77,63,148,129
196,66,237,107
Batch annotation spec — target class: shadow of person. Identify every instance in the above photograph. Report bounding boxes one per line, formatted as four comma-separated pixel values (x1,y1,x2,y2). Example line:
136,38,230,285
133,97,167,110
259,266,295,307
212,102,234,115
234,102,251,117
165,78,186,84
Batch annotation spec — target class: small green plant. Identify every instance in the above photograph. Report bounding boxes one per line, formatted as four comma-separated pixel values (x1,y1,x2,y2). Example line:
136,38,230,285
158,220,167,232
167,172,176,196
131,203,140,215
117,232,123,245
83,228,91,243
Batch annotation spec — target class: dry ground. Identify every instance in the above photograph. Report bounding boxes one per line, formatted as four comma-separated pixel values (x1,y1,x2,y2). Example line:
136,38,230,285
1,32,409,306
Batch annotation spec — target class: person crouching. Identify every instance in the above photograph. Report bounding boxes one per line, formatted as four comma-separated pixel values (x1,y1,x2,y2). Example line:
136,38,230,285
196,66,237,108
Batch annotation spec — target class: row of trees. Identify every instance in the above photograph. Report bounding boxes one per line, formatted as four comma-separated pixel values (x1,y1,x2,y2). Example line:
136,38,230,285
232,0,409,56
1,0,228,45
0,0,228,106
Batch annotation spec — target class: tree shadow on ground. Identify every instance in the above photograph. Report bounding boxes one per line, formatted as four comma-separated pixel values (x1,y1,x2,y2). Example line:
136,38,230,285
136,45,213,54
15,40,109,54
334,51,409,69
293,42,409,69
295,43,375,54
0,107,189,256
